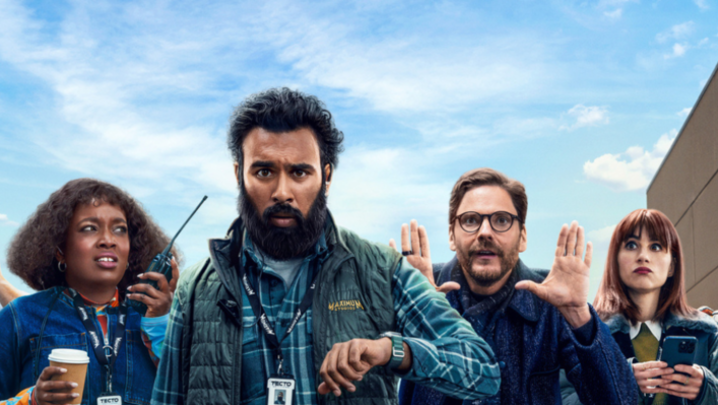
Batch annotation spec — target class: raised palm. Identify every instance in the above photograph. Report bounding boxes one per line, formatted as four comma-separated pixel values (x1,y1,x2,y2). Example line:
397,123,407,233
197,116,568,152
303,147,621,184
389,220,460,294
515,221,592,327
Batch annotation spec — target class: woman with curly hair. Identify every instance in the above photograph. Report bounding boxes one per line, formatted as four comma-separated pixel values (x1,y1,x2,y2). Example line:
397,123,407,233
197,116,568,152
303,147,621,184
561,209,718,405
0,178,180,405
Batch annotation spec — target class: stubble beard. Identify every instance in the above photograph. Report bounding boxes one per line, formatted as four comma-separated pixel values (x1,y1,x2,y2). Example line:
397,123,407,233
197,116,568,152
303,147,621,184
238,180,328,260
457,234,521,289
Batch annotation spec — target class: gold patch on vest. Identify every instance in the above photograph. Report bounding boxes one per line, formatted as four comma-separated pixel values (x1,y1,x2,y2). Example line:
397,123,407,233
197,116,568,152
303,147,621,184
328,300,365,312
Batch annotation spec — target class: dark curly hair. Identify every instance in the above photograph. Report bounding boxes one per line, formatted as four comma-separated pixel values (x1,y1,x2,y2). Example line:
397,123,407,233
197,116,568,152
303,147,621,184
227,87,345,184
6,178,180,297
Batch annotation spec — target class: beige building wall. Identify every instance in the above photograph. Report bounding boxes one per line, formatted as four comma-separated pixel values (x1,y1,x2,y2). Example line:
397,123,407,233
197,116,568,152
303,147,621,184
647,61,718,310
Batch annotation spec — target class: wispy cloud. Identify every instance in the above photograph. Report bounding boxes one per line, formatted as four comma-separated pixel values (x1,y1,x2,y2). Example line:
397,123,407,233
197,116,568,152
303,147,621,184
678,107,692,117
656,22,695,43
694,0,710,10
583,129,677,192
0,214,19,227
329,145,454,247
664,43,688,59
604,8,623,19
560,104,609,131
0,0,561,201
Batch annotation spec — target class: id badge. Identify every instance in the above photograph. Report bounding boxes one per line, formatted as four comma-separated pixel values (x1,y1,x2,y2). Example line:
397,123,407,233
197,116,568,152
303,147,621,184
266,375,295,405
97,393,122,405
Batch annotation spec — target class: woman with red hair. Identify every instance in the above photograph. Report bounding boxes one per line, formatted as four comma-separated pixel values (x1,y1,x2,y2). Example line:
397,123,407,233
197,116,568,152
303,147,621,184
562,209,718,404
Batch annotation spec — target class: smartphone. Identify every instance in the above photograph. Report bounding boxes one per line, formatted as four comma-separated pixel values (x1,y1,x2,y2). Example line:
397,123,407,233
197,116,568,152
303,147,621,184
660,336,697,372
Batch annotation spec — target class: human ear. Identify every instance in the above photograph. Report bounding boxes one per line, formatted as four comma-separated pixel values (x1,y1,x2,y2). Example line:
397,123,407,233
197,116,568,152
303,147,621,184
55,246,65,263
233,162,241,184
668,257,676,277
519,226,527,253
324,164,332,196
449,226,457,251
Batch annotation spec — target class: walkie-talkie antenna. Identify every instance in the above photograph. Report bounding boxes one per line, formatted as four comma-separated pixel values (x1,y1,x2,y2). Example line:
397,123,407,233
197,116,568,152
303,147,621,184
162,195,208,255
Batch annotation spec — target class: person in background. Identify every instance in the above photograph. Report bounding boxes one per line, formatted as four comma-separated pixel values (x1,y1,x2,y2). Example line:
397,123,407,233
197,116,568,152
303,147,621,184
0,178,179,405
0,265,25,307
397,167,638,405
561,209,718,405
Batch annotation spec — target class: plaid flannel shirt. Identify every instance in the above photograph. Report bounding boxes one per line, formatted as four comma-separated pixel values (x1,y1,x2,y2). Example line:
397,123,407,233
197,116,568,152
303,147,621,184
152,233,499,405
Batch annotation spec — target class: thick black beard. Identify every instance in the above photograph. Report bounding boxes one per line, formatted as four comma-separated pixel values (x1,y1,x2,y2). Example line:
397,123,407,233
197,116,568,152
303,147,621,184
239,182,327,260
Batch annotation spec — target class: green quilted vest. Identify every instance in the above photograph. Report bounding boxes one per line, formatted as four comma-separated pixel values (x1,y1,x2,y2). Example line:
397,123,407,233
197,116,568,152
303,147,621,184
176,215,402,405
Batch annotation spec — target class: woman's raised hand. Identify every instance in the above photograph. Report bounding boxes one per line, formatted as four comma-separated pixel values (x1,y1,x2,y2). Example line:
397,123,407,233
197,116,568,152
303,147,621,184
127,258,180,317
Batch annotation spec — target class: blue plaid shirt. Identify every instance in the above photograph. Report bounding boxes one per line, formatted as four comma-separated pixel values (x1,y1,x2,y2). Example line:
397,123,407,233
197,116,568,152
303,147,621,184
152,232,500,405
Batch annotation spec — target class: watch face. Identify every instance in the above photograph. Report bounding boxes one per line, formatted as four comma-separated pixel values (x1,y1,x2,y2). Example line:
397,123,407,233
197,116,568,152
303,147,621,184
380,332,401,338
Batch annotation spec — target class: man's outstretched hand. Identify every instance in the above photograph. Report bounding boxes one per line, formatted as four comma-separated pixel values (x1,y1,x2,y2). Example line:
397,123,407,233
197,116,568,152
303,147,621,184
389,220,460,294
515,221,592,328
317,338,411,397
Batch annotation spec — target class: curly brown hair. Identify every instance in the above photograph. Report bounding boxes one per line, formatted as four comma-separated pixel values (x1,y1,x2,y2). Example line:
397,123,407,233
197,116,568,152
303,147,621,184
7,178,181,297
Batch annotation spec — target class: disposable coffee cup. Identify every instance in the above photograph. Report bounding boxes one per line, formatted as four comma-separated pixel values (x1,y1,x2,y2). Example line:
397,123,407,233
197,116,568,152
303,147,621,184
48,349,90,405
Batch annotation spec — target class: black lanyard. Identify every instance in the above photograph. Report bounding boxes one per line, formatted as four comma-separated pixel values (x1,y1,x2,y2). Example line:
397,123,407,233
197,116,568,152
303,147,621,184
235,254,319,374
69,288,127,393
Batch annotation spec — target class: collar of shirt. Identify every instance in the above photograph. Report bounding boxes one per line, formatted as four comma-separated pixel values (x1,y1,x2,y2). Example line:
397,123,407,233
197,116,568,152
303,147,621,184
629,319,662,340
240,229,329,271
61,288,120,309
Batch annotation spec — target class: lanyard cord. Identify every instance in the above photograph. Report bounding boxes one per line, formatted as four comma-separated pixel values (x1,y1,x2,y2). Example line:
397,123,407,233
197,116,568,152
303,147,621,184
233,249,320,374
68,288,128,393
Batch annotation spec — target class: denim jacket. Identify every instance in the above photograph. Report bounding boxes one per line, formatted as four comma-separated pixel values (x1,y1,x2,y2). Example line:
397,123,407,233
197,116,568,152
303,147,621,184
399,258,638,405
0,287,156,405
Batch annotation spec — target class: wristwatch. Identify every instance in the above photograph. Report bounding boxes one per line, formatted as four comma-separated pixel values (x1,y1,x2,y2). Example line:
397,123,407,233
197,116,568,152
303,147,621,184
378,332,405,370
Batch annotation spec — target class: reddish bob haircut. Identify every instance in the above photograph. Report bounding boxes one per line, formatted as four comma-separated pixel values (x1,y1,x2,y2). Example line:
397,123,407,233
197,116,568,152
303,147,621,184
593,208,695,324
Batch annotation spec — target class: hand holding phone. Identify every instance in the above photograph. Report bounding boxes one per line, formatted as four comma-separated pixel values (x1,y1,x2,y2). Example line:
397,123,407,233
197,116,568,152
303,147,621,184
656,336,705,400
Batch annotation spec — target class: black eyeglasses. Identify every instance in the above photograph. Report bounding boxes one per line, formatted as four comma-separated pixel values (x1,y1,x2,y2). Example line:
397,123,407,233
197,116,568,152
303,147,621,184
455,211,521,233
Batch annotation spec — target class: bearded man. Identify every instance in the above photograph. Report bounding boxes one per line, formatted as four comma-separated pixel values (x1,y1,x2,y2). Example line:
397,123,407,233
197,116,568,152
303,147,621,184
151,88,500,405
397,168,638,405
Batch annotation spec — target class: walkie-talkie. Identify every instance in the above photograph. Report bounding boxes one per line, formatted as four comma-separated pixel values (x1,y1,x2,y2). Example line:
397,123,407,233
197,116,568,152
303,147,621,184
129,196,207,316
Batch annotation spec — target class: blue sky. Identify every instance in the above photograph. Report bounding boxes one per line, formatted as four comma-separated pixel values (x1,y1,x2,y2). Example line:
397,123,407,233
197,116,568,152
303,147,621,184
0,0,716,301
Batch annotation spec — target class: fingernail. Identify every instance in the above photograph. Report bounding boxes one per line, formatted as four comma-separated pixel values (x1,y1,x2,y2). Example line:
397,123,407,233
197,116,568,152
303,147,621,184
357,375,363,381
60,368,67,373
127,285,133,291
348,385,356,392
70,383,78,388
72,393,79,398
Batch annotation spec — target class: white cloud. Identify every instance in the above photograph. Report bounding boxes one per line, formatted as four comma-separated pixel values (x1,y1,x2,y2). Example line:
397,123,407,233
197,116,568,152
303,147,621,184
0,0,560,201
694,0,709,10
583,129,678,191
656,22,695,43
0,214,19,227
604,8,623,19
677,107,692,117
329,145,454,248
664,43,687,59
258,3,553,113
588,224,617,245
560,104,609,131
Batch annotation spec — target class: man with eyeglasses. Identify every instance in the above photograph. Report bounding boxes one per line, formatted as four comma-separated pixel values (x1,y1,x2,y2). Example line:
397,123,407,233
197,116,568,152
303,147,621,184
396,168,637,405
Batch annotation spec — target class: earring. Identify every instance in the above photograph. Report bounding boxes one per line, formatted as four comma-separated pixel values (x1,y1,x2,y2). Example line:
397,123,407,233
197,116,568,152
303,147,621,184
57,261,67,273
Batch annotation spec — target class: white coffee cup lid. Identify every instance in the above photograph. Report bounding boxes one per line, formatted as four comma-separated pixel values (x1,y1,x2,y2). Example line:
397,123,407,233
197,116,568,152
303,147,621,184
48,349,90,364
